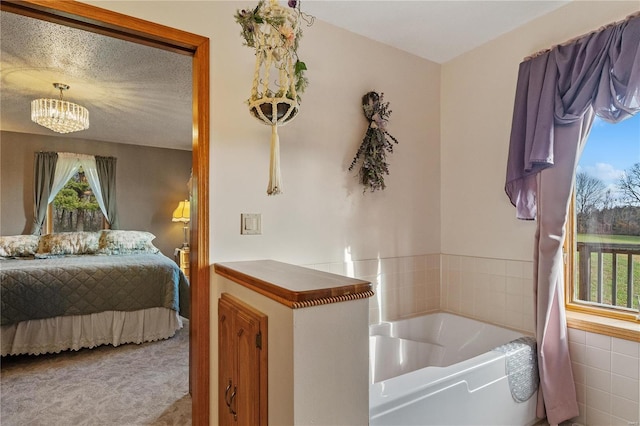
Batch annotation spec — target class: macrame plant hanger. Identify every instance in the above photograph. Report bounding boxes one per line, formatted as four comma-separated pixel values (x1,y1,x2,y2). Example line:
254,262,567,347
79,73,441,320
247,0,301,195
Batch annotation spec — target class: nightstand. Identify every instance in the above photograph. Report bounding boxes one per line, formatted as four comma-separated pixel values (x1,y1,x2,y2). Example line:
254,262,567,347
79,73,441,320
175,247,190,281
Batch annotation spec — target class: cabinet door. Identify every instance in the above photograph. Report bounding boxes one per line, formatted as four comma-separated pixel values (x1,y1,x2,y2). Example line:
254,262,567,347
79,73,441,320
219,293,268,426
218,297,236,426
235,308,263,425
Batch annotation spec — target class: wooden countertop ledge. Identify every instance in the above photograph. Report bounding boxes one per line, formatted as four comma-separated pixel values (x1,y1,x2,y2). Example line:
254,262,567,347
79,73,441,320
214,260,373,309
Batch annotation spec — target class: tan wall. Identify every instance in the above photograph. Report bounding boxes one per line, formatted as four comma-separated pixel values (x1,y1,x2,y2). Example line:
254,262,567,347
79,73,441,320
0,131,192,257
88,1,442,266
441,0,640,261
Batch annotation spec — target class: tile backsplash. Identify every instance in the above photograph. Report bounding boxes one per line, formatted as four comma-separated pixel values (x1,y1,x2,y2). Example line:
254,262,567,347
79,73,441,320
307,254,440,324
309,253,532,332
441,254,535,334
569,328,639,426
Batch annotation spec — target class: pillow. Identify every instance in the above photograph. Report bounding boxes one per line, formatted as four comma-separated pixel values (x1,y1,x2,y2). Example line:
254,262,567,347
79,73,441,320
0,235,39,258
98,230,160,255
37,232,101,256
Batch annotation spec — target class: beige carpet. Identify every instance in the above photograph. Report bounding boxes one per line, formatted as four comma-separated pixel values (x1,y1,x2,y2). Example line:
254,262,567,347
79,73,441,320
0,319,191,426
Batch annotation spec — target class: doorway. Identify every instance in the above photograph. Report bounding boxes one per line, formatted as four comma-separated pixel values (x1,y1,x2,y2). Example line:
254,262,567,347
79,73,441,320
0,1,211,423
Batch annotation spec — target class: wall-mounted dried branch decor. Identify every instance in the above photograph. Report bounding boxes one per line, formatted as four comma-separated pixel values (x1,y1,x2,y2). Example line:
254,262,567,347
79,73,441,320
349,91,399,192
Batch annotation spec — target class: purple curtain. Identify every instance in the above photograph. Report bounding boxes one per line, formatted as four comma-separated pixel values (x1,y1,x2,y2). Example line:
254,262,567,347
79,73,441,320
505,14,640,425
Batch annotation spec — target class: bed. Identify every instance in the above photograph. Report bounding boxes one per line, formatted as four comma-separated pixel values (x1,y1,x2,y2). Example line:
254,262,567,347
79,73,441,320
0,231,189,356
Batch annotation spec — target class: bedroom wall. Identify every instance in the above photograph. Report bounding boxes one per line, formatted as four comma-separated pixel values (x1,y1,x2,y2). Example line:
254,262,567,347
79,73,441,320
0,131,192,257
441,2,640,425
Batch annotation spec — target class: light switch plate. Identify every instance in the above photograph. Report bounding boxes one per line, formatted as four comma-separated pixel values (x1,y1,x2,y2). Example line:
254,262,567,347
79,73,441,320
241,213,261,235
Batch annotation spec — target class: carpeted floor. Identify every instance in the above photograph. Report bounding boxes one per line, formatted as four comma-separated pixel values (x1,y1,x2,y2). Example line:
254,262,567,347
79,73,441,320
0,319,191,426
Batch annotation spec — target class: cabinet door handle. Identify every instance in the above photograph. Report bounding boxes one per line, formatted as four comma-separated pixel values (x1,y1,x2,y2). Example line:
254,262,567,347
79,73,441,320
224,380,232,409
230,386,237,420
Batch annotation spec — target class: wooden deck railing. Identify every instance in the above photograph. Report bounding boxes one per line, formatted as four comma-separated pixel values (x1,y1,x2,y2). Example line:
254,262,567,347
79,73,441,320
577,242,639,309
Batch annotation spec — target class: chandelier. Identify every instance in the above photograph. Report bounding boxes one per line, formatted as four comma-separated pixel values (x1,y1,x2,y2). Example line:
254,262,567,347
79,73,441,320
31,83,89,134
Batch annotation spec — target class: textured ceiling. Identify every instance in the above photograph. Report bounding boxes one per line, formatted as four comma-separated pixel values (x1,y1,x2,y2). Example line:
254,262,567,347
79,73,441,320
0,11,193,151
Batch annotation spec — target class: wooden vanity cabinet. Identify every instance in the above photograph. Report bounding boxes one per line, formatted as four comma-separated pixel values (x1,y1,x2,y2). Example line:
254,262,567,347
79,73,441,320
218,293,268,426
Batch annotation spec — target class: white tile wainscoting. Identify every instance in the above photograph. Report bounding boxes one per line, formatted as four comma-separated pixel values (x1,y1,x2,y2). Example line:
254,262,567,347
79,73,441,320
441,254,639,426
307,254,440,325
569,328,639,426
307,253,640,426
440,254,535,334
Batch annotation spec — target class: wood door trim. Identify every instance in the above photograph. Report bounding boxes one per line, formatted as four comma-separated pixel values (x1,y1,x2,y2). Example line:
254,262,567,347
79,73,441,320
0,2,211,424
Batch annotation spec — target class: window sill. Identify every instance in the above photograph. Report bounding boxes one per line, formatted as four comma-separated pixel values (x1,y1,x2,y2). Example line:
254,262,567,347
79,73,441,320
566,310,640,342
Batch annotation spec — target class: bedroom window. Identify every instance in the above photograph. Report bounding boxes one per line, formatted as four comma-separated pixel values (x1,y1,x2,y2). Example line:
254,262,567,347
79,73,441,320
48,167,106,233
34,152,117,235
565,114,640,326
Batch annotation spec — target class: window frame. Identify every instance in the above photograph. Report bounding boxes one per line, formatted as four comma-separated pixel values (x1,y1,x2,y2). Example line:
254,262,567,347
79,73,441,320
565,194,640,342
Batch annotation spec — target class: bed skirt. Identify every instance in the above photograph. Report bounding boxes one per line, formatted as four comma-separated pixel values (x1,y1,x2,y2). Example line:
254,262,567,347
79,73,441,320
1,307,183,356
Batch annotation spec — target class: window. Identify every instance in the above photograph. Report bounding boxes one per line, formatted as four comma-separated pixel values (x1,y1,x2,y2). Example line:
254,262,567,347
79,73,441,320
47,167,105,233
38,152,116,234
566,114,640,325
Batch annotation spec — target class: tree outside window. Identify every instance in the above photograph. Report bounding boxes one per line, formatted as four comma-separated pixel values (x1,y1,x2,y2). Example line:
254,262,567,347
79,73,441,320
51,167,104,232
571,114,640,313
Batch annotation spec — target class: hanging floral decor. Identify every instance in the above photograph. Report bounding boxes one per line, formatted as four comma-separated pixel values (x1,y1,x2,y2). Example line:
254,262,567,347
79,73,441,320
235,0,314,195
349,91,399,192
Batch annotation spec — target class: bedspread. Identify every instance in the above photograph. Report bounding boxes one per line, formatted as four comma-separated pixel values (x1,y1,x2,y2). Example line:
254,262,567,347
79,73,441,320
1,254,189,326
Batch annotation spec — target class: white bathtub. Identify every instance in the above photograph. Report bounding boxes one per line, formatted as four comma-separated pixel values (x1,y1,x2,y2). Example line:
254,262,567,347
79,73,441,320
369,312,539,426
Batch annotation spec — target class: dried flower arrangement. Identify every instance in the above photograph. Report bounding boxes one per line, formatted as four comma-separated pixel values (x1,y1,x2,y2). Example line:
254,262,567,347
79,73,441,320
349,92,399,192
234,0,312,103
234,0,314,196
